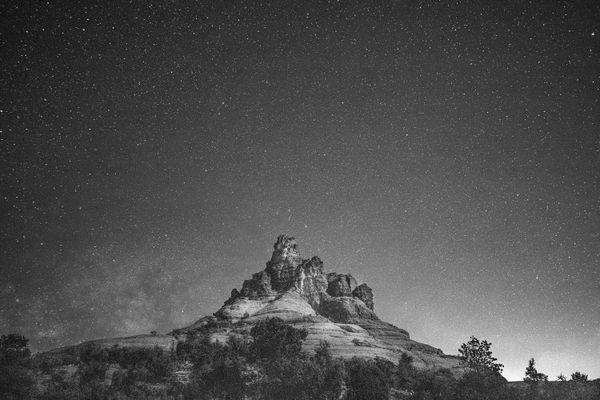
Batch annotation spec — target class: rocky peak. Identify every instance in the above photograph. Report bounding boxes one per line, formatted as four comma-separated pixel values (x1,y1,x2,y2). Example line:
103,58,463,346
327,273,357,297
221,235,376,317
269,234,301,265
352,283,374,310
266,235,304,291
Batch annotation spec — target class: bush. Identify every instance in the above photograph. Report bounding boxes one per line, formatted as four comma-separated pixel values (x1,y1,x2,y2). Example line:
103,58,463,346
345,357,395,400
183,334,248,400
177,332,217,366
203,346,246,400
104,345,174,382
33,351,78,373
458,336,503,374
397,353,416,388
312,341,345,400
183,326,344,400
259,357,316,400
571,371,588,382
411,369,457,400
454,369,508,400
524,358,548,382
249,318,308,360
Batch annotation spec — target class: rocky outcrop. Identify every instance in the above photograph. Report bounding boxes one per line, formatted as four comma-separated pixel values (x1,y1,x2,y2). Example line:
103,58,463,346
352,283,374,310
295,256,328,305
317,295,378,323
266,234,303,291
221,235,376,322
239,271,273,298
327,273,357,297
184,235,467,376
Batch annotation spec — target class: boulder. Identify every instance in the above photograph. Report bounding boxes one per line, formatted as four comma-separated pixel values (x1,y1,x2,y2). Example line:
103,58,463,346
266,235,303,291
352,283,374,310
326,273,357,297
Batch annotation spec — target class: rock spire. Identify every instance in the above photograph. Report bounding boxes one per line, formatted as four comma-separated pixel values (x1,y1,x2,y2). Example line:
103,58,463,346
222,234,376,319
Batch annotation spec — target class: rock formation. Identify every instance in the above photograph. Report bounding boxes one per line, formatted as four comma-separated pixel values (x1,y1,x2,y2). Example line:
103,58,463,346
177,235,466,375
215,235,379,324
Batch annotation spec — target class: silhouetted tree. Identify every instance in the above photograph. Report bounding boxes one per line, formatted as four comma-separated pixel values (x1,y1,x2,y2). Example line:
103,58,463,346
249,317,308,360
571,371,588,382
557,373,567,381
345,357,395,400
524,358,548,382
458,336,504,373
456,368,509,400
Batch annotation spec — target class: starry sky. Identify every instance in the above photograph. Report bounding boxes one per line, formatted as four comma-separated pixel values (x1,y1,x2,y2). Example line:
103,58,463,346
1,0,599,381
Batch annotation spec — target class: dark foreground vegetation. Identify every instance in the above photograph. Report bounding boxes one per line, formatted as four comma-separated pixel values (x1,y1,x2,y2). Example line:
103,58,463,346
1,323,598,400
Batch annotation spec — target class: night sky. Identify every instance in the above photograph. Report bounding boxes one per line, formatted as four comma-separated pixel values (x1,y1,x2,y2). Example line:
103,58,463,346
1,0,599,381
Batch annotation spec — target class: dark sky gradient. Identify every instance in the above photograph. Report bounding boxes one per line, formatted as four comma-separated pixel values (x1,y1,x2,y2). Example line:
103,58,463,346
1,1,599,381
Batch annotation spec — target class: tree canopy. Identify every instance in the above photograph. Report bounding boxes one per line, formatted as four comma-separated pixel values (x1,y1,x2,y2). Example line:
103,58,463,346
571,371,588,382
458,336,504,374
524,358,548,382
249,317,308,360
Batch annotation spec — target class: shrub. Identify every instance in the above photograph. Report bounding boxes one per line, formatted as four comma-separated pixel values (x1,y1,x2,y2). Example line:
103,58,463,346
455,369,507,400
458,336,503,374
524,358,548,382
571,371,588,382
345,357,395,400
311,341,345,400
411,369,457,400
249,318,308,360
397,353,416,388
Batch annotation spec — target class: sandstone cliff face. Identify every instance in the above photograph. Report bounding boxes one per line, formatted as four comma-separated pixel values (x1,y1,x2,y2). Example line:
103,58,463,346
352,283,374,310
181,235,466,376
218,235,376,321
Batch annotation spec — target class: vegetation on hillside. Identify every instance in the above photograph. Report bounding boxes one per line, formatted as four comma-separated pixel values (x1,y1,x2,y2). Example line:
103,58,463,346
2,323,598,400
